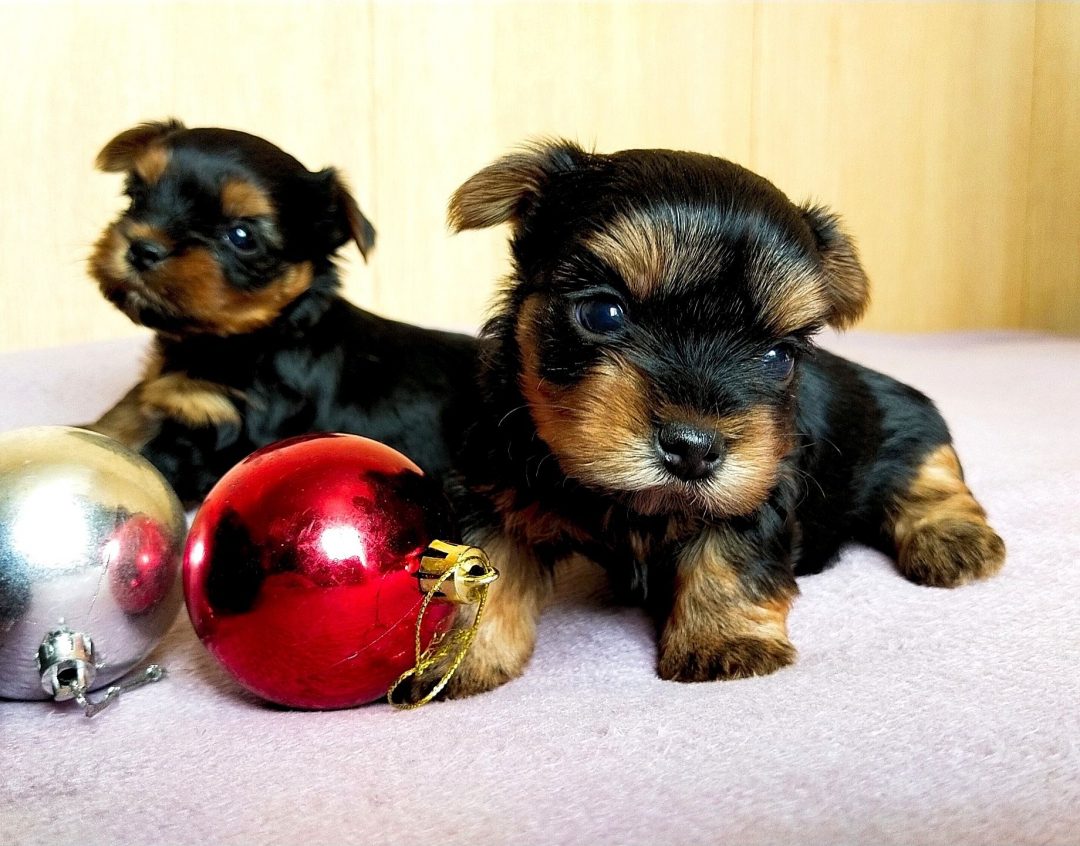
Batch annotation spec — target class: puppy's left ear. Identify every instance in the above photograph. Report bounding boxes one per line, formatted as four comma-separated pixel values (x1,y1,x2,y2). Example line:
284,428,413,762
448,139,585,232
317,168,376,261
802,203,870,329
96,118,186,173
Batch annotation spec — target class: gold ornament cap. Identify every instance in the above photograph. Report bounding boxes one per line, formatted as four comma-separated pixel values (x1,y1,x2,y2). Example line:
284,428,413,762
388,540,498,709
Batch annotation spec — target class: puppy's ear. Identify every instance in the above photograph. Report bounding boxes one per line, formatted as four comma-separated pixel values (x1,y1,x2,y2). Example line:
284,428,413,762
448,139,584,232
316,168,376,261
801,203,870,328
96,119,186,173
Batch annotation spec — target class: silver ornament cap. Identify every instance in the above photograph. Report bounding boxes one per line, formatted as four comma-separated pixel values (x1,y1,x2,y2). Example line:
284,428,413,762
0,426,185,710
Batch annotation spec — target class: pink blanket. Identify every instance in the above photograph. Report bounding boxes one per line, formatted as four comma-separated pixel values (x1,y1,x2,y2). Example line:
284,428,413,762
2,331,1078,845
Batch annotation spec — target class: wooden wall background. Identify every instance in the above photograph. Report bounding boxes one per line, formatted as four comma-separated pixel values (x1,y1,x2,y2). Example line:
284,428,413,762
1,1,1077,353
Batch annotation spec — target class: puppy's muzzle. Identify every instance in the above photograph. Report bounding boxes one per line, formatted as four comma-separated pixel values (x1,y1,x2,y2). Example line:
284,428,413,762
126,238,169,272
656,421,724,482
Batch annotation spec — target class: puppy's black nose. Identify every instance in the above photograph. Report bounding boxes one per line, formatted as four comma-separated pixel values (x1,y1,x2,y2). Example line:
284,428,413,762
126,239,168,271
657,422,723,481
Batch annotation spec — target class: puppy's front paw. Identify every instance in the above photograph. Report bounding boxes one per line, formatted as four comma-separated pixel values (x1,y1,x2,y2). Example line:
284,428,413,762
898,518,1005,588
87,383,163,450
444,658,522,699
659,631,796,682
443,629,533,699
141,373,241,430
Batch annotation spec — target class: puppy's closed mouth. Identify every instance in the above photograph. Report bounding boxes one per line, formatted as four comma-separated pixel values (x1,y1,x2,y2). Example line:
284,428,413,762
627,480,722,518
104,278,188,332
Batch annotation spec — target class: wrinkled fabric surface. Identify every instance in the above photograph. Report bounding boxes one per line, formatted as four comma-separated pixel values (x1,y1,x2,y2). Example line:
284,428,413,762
1,331,1077,846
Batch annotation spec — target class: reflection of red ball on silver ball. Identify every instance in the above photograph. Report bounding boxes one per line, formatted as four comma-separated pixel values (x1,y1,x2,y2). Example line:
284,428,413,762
109,514,175,615
183,434,457,709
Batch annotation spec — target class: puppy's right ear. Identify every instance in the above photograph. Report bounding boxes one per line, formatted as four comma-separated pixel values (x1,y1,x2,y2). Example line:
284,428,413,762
448,139,584,232
95,119,186,173
315,168,377,261
801,203,871,329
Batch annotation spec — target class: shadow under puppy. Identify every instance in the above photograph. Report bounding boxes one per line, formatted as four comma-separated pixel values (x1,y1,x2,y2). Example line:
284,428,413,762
440,141,1006,697
87,120,479,504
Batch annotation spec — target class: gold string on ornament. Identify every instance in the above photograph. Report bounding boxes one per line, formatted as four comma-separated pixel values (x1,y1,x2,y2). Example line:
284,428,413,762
387,541,498,709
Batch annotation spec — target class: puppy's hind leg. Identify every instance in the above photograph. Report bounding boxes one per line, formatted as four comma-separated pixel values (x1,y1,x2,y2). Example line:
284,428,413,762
888,444,1005,588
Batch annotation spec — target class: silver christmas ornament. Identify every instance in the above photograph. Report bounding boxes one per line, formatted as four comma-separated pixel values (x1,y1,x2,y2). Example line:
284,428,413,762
0,426,185,715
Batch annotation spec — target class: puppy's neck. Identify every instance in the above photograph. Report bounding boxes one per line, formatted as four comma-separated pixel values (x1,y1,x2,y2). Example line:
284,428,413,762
271,262,341,332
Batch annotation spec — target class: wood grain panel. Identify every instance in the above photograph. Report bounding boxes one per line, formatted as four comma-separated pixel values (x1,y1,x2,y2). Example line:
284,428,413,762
369,1,755,331
0,1,376,353
752,2,1037,332
1024,1,1080,333
0,1,1075,355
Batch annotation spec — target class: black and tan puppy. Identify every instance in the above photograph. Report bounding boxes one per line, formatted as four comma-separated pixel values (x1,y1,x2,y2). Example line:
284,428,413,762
87,119,479,504
440,141,1005,697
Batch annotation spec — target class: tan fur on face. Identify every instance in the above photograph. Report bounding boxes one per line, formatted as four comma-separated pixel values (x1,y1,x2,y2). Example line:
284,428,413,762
161,253,314,335
89,223,182,330
584,206,730,299
586,207,844,336
516,296,661,496
659,528,797,681
699,406,791,515
516,296,791,516
90,226,134,299
222,178,274,219
91,219,314,336
625,405,792,518
889,445,1005,587
443,529,552,699
125,221,173,249
525,356,659,492
747,248,832,335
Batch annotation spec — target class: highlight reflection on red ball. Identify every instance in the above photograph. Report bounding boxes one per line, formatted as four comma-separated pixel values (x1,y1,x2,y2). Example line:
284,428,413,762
183,434,456,709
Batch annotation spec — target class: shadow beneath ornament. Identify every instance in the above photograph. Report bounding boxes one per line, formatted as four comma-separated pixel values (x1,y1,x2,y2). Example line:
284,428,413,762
145,613,266,708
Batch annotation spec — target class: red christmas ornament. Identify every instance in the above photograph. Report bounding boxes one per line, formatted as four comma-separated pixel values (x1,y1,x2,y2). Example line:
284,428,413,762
183,434,481,710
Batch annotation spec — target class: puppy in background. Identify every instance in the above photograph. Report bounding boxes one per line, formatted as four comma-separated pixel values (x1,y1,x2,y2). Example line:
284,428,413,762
438,141,1005,697
87,120,479,504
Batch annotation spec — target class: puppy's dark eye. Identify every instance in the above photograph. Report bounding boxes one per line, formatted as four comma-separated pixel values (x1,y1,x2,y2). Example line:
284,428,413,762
762,344,796,381
225,223,257,252
575,299,626,335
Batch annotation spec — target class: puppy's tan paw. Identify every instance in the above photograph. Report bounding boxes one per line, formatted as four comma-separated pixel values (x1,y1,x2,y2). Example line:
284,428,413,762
443,631,533,699
659,632,796,682
898,518,1006,588
87,384,162,450
141,373,241,429
890,444,1005,588
444,659,523,699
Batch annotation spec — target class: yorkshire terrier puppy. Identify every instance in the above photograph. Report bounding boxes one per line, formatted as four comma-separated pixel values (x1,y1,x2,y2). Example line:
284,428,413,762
440,141,1005,697
87,119,479,504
